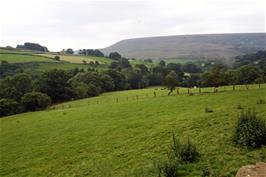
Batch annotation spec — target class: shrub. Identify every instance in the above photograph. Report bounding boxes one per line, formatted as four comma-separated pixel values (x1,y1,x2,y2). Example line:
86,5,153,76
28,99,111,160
205,107,213,113
0,99,19,117
21,92,51,111
54,56,60,61
257,99,266,104
233,109,266,148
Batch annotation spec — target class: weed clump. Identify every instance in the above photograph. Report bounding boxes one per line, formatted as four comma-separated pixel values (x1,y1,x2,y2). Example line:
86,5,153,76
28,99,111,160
155,134,200,177
170,135,199,163
201,162,213,177
257,99,266,105
233,109,266,148
155,158,180,177
205,107,213,113
236,104,243,109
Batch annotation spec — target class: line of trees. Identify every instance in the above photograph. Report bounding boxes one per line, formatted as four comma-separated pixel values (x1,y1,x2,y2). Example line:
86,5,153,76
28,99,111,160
78,49,104,57
1,51,265,117
16,42,49,52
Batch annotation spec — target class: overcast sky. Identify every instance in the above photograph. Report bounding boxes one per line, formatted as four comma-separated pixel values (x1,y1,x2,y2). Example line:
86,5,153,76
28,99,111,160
0,0,265,51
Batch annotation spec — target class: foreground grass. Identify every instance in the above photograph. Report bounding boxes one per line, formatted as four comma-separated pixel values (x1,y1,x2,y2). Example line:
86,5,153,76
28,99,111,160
0,85,266,177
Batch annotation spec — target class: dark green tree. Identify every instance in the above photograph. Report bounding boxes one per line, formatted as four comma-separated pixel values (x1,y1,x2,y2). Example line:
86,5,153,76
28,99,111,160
109,52,122,60
37,69,72,102
0,99,19,117
105,70,127,90
65,48,74,55
21,92,51,111
164,71,178,95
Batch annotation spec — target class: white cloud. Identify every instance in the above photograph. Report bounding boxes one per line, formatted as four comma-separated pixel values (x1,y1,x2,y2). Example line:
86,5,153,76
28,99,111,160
0,0,265,51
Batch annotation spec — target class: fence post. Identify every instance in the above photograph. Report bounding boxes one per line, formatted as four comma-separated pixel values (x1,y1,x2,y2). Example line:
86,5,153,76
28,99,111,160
116,98,118,103
199,87,201,93
153,92,156,97
233,85,235,91
187,88,190,94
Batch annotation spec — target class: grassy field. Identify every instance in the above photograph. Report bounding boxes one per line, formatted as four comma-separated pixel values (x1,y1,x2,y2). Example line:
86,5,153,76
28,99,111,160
26,62,99,71
0,53,54,63
37,54,113,65
0,48,40,54
163,58,199,64
1,85,266,177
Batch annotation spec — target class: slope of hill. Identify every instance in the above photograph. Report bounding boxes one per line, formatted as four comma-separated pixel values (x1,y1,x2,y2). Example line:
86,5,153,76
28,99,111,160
101,33,266,60
0,53,55,63
1,85,265,177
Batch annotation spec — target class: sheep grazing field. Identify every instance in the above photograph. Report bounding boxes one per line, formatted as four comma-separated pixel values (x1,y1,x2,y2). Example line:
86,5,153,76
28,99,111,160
1,84,265,177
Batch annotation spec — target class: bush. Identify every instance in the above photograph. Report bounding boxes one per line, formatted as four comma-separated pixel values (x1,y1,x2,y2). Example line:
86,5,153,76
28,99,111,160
233,109,266,148
21,92,51,111
54,56,60,61
0,99,19,117
170,135,199,163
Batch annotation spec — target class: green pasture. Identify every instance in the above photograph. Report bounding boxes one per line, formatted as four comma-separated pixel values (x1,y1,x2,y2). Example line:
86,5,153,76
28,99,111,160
0,53,54,63
37,54,112,65
1,85,266,177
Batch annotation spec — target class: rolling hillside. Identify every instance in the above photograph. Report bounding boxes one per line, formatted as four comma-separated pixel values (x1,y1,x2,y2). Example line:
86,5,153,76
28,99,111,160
1,85,265,176
101,33,266,60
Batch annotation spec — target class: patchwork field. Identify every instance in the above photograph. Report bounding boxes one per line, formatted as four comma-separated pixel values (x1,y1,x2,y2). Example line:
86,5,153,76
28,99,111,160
1,85,265,177
0,53,54,63
37,54,112,64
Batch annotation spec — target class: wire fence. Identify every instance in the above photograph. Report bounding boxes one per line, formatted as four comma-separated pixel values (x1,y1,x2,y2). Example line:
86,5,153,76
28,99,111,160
51,84,265,110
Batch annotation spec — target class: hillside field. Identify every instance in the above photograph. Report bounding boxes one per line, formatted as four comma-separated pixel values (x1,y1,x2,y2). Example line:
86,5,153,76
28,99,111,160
0,53,55,63
37,54,113,65
1,85,266,177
